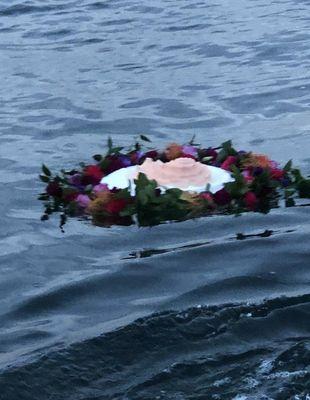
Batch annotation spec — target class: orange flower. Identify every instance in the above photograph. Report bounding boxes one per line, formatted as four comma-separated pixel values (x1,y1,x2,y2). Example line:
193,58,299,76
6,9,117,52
165,143,183,160
87,191,112,215
242,153,273,169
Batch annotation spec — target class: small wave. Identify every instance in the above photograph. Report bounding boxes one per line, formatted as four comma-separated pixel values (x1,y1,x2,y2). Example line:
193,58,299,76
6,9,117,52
0,295,309,399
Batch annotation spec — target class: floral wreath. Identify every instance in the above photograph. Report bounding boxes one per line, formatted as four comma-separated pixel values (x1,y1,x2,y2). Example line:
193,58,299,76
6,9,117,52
39,135,310,229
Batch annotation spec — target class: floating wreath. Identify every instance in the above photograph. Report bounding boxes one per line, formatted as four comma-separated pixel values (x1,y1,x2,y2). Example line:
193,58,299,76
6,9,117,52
39,136,310,228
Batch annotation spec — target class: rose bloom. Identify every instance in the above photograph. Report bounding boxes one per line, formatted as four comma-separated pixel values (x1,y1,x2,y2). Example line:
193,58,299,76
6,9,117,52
82,165,104,185
105,198,128,215
213,188,231,206
270,168,284,180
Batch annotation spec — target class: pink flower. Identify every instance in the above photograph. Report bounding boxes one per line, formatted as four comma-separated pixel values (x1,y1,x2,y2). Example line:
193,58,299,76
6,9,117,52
244,191,257,210
221,156,237,171
93,183,109,194
76,194,91,208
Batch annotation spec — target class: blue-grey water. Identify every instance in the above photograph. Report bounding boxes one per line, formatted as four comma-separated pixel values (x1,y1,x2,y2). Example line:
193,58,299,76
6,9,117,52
0,1,310,399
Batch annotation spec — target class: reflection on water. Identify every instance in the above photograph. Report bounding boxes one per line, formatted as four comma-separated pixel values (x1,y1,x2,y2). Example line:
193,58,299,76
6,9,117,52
0,0,309,398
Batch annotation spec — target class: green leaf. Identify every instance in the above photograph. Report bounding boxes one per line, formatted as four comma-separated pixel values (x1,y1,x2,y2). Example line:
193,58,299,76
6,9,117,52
298,179,310,198
93,154,102,162
140,134,151,142
39,174,50,183
38,193,50,200
42,164,51,176
283,159,292,172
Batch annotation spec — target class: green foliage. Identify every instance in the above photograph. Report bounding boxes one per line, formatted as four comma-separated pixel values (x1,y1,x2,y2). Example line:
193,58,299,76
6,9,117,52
297,179,310,198
216,140,238,163
225,166,248,198
140,134,152,142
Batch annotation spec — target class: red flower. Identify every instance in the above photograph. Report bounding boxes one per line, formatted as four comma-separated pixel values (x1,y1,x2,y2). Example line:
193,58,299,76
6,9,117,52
46,181,62,197
105,198,128,215
213,189,231,206
270,168,284,180
221,156,237,171
63,191,78,203
82,165,104,185
244,191,258,210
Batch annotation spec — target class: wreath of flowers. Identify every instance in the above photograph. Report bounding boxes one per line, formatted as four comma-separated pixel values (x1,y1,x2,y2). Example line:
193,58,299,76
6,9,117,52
39,135,310,228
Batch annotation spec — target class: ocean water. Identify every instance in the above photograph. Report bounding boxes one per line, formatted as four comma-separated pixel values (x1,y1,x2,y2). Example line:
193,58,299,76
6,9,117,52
0,0,309,399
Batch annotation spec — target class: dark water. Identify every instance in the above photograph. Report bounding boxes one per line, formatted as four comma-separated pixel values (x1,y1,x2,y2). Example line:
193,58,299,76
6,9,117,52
0,0,310,399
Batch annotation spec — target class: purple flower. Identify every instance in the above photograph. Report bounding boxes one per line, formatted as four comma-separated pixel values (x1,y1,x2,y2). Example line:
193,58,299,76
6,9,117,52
182,145,198,158
105,155,132,174
130,150,145,164
93,183,109,194
253,167,264,176
68,174,83,187
76,194,91,208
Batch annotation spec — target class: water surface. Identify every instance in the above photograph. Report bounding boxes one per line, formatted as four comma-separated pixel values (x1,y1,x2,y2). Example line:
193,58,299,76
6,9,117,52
0,0,309,399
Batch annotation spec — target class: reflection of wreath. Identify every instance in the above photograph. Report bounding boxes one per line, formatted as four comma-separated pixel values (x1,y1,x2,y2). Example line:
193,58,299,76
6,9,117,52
39,136,310,228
